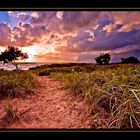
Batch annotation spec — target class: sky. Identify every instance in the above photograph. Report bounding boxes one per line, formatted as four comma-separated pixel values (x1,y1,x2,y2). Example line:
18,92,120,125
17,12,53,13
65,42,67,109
0,11,140,63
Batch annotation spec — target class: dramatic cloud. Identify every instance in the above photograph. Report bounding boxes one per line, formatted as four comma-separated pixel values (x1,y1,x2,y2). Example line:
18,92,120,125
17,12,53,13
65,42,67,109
11,22,51,47
0,11,140,63
0,23,11,46
30,11,100,33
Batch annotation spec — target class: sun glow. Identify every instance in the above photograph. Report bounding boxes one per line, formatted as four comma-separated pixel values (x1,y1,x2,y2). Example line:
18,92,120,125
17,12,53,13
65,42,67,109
20,44,56,62
0,46,5,53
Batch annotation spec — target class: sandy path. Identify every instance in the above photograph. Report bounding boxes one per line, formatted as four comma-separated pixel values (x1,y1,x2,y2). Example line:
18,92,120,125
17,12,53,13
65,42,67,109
0,76,93,128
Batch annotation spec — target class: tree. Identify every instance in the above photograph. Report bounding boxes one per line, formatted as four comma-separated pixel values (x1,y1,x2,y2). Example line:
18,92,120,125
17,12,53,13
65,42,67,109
0,46,28,70
121,56,140,64
95,53,111,65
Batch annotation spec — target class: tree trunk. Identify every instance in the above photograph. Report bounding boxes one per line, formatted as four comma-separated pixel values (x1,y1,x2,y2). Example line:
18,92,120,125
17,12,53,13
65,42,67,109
12,62,19,70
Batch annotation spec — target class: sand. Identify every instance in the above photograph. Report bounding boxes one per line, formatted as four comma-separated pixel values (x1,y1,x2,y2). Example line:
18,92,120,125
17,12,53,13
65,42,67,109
0,76,93,128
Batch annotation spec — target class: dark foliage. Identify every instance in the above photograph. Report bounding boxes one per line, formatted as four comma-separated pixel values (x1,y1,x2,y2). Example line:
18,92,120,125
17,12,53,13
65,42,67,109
121,56,140,64
95,53,111,65
0,46,28,69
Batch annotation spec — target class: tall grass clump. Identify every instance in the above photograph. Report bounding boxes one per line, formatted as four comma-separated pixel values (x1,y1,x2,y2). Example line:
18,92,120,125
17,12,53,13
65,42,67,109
51,64,140,129
0,70,36,98
0,103,18,128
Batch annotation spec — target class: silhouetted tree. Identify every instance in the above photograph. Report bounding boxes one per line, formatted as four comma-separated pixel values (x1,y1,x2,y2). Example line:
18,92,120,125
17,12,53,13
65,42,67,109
121,56,140,64
0,46,28,70
95,53,111,65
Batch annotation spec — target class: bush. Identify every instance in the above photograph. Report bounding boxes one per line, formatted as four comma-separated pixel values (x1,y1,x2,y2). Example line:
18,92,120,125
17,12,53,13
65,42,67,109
95,53,111,65
121,56,140,64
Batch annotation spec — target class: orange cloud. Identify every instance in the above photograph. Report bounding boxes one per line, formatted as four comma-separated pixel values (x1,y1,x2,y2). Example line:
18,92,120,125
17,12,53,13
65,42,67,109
33,52,79,63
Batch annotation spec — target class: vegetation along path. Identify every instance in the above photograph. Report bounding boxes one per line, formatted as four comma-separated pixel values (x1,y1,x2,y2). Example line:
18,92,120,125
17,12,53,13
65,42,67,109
0,76,93,128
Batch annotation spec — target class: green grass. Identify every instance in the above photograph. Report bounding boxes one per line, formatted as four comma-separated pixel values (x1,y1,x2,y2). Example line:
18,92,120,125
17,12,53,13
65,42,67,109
30,65,87,76
0,70,36,98
1,63,140,129
47,64,140,129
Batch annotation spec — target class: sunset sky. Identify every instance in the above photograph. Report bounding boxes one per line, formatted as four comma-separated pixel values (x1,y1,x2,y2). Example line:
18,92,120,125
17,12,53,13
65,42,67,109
0,11,140,63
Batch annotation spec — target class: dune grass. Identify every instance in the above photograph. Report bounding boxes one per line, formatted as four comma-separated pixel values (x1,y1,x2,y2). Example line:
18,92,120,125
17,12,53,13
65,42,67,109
1,63,140,129
0,70,36,98
46,64,140,129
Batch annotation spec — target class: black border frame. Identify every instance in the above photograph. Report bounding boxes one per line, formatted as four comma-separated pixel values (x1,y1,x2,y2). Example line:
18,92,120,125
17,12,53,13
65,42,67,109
0,1,140,138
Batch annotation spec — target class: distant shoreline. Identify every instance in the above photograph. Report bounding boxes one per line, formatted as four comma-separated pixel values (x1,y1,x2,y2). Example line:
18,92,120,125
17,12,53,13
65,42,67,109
0,62,139,71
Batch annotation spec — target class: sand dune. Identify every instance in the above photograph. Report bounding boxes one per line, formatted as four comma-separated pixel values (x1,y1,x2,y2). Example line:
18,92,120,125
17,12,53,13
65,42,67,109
0,76,93,128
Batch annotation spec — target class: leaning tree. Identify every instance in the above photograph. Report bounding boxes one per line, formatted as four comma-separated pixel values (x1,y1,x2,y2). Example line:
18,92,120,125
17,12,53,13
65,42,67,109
0,46,28,70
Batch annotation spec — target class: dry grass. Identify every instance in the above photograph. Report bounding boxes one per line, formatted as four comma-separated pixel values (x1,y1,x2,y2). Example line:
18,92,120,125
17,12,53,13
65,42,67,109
1,63,140,129
49,64,140,129
0,70,37,98
0,103,18,128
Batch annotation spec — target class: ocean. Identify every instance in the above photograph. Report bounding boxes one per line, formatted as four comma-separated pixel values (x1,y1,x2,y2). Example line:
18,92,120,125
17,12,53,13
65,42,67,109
0,62,47,70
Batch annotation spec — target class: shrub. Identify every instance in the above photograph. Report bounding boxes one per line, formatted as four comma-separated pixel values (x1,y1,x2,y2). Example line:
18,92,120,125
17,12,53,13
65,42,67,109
95,53,111,65
121,56,140,64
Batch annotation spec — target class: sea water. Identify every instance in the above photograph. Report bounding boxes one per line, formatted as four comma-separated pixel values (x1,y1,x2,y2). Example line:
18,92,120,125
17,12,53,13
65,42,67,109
0,63,46,70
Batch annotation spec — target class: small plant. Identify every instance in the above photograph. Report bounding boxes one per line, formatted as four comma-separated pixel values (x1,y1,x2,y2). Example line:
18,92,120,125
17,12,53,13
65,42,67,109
3,103,18,125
